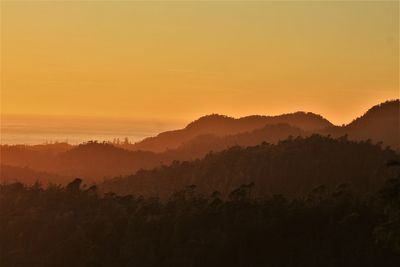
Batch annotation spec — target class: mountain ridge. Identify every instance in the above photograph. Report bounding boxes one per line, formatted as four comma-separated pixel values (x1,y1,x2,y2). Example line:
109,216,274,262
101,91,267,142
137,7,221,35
126,99,399,152
1,100,398,183
101,135,399,198
128,111,334,152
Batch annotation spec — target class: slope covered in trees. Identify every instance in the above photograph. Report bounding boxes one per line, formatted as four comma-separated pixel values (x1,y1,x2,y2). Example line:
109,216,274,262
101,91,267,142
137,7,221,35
127,112,332,152
321,100,400,150
124,100,399,153
101,135,399,199
177,100,400,158
163,123,306,161
0,165,70,185
1,100,398,184
0,125,311,182
1,176,400,267
0,142,162,182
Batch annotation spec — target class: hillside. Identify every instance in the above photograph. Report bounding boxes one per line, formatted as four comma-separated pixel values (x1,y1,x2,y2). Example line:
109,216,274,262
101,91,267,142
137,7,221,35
128,112,332,152
1,100,397,184
344,100,399,149
101,135,399,198
0,142,162,181
165,123,306,160
124,100,399,153
0,125,304,182
0,164,71,185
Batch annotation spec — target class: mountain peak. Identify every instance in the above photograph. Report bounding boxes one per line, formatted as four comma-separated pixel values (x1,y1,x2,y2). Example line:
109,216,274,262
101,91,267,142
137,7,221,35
349,99,399,127
185,114,234,129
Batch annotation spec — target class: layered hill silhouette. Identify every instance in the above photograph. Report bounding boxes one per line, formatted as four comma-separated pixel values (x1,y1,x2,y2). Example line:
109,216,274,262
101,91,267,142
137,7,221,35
0,142,162,182
124,100,399,153
0,164,69,185
127,112,333,152
0,124,306,182
320,100,400,149
0,100,398,184
164,123,306,160
101,135,399,199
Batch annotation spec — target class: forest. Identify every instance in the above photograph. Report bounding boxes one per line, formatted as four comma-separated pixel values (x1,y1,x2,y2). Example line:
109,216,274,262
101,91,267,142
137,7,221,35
1,100,399,266
101,135,399,199
1,169,400,267
2,0,398,264
1,100,398,184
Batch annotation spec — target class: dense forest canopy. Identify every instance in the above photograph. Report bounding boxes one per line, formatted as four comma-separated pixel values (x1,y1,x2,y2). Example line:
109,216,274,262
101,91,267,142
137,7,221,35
101,135,399,199
1,173,400,267
0,100,399,266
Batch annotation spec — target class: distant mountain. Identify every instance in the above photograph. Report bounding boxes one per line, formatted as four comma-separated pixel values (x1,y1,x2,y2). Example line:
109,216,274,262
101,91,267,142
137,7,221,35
101,135,399,199
0,164,70,185
165,123,306,160
128,100,398,154
321,100,400,150
0,144,65,172
0,142,161,181
56,141,160,179
128,112,332,152
1,100,397,184
0,125,305,182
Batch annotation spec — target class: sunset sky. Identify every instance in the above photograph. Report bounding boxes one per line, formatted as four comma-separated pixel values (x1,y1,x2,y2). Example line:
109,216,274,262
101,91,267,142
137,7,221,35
1,1,399,127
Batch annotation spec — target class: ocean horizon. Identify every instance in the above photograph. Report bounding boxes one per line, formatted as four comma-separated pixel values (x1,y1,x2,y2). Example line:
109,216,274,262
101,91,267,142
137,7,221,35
0,114,183,145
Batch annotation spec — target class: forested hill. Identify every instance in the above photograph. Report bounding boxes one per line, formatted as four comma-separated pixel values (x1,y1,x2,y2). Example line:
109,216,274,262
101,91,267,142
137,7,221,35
123,100,399,153
344,100,399,149
0,125,305,183
1,100,398,185
163,123,306,160
321,100,400,150
101,135,399,199
128,112,332,152
0,164,70,185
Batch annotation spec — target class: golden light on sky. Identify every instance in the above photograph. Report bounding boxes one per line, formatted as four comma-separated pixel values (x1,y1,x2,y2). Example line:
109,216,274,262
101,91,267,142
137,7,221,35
1,1,399,126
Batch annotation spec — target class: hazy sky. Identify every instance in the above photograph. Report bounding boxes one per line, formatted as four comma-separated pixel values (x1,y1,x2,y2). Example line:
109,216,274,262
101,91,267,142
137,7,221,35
1,1,399,125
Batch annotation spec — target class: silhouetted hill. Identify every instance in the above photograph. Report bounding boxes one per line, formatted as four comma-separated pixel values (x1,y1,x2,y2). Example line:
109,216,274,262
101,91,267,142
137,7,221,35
1,100,397,184
25,142,73,154
321,100,400,150
129,112,332,152
0,144,63,172
101,135,399,199
56,141,161,179
0,142,162,182
0,164,70,185
166,123,306,160
0,125,305,183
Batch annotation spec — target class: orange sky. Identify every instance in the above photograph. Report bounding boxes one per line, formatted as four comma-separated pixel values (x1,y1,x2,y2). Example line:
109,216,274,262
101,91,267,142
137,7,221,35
1,1,399,126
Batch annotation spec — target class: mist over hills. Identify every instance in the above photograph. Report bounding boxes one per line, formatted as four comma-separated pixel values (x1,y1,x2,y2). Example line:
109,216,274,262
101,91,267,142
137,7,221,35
128,112,333,153
129,99,399,153
101,135,399,198
1,101,400,265
0,100,398,184
0,165,68,185
166,123,306,160
0,142,161,183
0,124,306,182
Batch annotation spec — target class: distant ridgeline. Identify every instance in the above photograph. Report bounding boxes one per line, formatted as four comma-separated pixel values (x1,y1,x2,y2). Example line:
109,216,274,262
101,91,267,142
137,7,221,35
124,99,400,152
101,135,399,199
0,100,399,187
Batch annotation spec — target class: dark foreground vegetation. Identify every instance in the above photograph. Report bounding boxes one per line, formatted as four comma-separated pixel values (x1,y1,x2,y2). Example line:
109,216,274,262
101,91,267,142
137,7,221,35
1,173,400,267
